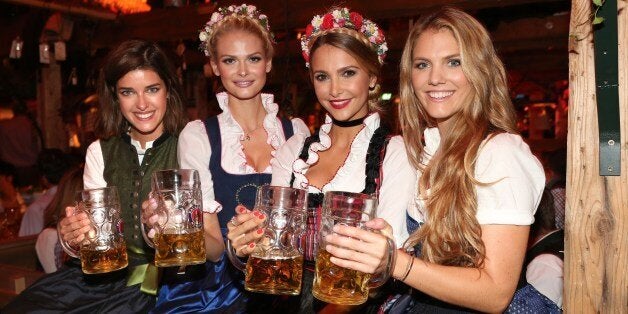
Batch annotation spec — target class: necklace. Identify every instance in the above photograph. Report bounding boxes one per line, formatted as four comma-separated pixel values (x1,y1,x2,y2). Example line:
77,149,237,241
332,115,367,127
240,124,263,141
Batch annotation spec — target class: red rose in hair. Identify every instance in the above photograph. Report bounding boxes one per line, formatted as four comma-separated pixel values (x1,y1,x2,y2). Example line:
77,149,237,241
350,12,363,29
302,50,310,62
322,13,334,29
305,24,314,37
375,29,385,44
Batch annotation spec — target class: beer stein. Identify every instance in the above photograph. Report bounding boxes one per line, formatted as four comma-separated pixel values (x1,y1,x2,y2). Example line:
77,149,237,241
312,191,395,305
143,169,205,267
227,185,307,295
59,187,128,274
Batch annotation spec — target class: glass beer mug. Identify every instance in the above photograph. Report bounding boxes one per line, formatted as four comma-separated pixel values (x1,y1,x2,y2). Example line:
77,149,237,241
142,169,205,267
59,187,128,274
227,185,307,295
312,191,395,306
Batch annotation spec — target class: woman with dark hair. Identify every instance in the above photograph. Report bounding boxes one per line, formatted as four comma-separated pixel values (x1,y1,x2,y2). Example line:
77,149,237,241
321,7,545,313
3,39,188,313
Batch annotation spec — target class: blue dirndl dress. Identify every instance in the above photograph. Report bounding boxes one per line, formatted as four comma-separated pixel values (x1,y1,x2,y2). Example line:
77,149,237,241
152,116,294,313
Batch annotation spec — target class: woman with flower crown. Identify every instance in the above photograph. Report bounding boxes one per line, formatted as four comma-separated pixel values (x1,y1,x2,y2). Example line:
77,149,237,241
321,7,546,313
226,7,415,312
143,3,310,313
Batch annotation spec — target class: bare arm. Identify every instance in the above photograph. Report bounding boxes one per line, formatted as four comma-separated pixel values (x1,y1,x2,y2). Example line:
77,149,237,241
393,225,529,313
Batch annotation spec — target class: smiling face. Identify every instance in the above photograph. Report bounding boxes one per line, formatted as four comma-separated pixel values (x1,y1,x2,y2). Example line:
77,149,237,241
210,30,272,102
310,44,376,122
411,28,473,133
116,69,167,144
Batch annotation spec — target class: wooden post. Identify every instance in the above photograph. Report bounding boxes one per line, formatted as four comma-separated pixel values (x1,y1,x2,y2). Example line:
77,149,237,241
38,57,67,150
566,0,627,312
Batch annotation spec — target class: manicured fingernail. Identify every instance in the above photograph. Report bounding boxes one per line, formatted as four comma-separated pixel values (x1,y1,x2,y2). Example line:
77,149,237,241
237,206,247,214
257,213,265,220
256,228,264,234
249,242,255,248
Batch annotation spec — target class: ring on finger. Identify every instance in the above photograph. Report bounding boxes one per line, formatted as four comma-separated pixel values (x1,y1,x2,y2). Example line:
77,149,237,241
229,217,238,227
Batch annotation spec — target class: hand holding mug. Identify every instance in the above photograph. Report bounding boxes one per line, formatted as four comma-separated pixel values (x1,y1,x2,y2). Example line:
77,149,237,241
226,205,267,258
324,218,394,275
58,206,92,246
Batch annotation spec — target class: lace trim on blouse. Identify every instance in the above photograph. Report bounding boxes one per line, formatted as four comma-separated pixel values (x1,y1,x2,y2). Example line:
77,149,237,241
216,91,284,173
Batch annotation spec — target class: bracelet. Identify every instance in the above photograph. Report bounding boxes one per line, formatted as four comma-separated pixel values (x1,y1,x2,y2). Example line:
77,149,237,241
398,253,415,281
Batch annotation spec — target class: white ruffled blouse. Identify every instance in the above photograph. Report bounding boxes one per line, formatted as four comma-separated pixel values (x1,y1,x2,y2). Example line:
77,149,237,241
271,112,416,246
178,92,310,214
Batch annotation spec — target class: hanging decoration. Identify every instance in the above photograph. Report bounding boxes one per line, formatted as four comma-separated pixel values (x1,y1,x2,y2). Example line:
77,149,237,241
94,0,151,14
10,36,24,59
39,43,50,64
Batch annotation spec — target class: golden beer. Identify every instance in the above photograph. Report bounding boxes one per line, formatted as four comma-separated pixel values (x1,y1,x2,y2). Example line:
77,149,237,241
312,249,371,305
80,244,128,274
154,229,206,267
245,253,304,295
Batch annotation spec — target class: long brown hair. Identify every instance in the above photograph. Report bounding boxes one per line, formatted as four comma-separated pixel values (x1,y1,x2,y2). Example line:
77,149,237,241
43,166,84,228
399,7,517,267
96,40,187,139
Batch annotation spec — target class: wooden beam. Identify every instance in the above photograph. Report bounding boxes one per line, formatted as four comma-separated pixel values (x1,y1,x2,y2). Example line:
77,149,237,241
566,0,627,312
0,0,116,20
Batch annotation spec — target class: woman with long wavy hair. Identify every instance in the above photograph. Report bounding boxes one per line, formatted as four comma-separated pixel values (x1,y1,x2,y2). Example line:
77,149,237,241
321,7,545,313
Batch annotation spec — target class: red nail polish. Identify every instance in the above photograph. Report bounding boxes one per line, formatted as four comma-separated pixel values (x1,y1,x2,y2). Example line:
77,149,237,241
256,228,264,234
257,213,265,220
249,242,255,248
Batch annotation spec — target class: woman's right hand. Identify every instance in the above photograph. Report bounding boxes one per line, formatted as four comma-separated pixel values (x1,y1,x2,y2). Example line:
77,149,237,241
226,205,266,257
58,206,91,246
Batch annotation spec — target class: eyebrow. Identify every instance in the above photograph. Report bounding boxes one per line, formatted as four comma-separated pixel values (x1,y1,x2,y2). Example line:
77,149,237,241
117,83,162,90
413,53,461,61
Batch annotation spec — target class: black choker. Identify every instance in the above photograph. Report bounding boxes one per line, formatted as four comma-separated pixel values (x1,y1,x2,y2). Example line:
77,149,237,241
332,116,366,127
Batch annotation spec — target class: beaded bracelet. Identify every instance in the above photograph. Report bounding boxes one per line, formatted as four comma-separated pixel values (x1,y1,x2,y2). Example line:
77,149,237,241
398,253,415,281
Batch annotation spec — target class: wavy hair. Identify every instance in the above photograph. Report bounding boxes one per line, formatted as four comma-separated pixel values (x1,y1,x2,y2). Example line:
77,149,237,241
399,7,517,267
96,40,187,139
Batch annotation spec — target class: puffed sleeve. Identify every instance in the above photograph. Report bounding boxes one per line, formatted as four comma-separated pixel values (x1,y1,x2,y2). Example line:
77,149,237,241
271,134,307,187
83,140,107,189
178,120,222,213
474,133,545,225
377,135,416,247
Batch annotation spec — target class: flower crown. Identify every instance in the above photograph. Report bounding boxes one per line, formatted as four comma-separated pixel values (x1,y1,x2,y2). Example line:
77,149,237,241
300,7,387,68
199,4,273,57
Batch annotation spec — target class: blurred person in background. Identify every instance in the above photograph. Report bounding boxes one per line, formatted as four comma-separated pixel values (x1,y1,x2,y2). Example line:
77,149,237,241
0,98,43,188
19,148,72,237
35,165,84,273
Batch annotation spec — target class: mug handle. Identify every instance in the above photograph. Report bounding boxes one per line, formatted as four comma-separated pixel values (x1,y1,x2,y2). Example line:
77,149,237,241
56,208,82,258
226,238,246,272
368,236,397,288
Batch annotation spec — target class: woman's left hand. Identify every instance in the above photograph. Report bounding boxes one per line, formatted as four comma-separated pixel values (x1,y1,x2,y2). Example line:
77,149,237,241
324,218,393,274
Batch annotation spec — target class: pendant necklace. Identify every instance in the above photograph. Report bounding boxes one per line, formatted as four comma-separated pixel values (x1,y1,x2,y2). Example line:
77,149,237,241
240,124,263,141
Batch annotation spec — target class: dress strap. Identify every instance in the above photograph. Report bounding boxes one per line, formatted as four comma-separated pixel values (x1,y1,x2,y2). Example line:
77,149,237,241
361,126,390,195
289,133,320,187
279,117,294,139
203,116,222,166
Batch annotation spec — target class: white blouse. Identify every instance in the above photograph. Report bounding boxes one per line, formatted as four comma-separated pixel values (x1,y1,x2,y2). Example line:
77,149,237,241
407,128,546,226
83,138,154,189
271,113,416,246
178,92,310,214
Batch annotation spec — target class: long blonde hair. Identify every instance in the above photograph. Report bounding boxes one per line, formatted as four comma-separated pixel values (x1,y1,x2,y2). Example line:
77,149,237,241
399,7,517,267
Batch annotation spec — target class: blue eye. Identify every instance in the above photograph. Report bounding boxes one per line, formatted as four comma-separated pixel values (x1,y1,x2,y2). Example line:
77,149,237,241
119,89,133,96
448,59,461,67
414,61,428,69
249,56,262,63
146,86,160,93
